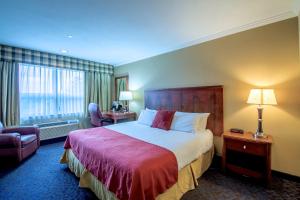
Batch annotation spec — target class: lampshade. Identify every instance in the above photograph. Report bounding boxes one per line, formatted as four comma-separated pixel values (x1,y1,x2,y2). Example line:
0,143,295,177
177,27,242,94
119,91,133,101
247,89,277,105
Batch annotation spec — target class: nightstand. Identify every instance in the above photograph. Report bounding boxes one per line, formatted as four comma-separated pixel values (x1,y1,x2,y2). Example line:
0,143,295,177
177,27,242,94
222,131,272,184
102,111,136,124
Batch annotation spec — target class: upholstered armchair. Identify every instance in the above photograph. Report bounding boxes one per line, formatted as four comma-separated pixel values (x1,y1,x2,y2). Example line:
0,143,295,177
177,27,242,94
88,103,113,127
0,122,40,162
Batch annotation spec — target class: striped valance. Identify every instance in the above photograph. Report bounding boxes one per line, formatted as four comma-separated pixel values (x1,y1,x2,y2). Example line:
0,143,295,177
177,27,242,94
0,44,114,74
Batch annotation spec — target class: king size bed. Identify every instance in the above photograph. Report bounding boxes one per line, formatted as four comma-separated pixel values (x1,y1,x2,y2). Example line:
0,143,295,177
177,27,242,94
60,86,223,200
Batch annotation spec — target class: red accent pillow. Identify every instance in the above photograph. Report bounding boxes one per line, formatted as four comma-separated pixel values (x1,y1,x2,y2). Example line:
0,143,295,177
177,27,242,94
151,110,175,130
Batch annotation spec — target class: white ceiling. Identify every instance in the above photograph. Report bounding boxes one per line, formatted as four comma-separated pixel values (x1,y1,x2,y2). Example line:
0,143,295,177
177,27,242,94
0,0,297,66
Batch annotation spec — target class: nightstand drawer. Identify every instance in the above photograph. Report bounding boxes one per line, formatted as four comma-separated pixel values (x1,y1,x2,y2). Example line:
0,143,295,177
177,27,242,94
225,139,266,156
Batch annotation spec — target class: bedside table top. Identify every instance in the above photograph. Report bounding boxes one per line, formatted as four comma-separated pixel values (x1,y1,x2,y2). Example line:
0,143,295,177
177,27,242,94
223,131,272,144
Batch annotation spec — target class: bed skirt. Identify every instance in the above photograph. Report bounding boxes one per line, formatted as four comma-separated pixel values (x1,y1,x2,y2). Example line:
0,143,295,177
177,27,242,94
60,146,214,200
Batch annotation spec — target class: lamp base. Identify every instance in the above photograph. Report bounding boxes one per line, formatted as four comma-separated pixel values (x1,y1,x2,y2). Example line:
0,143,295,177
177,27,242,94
253,132,268,139
123,105,129,113
254,106,267,139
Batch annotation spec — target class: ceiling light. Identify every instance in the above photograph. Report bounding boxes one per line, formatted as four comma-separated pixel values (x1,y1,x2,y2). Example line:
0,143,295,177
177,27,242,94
61,49,68,53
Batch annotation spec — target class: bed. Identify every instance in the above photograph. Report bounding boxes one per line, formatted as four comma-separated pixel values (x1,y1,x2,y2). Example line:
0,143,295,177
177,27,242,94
60,86,223,200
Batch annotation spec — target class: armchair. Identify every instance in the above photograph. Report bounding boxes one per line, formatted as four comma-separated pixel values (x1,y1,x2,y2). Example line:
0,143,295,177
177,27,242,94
0,122,40,162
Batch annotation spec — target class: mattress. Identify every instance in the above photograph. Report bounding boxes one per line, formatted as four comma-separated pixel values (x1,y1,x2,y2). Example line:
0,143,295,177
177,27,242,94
105,121,213,169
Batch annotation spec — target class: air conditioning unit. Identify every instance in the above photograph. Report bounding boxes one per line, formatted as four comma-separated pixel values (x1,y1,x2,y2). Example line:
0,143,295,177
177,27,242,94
35,120,79,141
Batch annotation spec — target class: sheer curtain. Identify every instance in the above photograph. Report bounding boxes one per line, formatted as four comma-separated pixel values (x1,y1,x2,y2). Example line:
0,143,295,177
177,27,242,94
19,63,84,124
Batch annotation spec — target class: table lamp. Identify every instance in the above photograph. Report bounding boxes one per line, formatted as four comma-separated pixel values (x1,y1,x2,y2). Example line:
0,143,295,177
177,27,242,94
247,89,277,138
119,91,133,112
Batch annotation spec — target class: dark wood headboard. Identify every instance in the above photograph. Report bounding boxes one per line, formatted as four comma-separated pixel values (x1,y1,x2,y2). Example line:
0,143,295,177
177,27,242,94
144,86,223,136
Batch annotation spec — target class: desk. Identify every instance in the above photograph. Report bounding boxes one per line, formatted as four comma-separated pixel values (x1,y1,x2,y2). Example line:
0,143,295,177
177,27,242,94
102,111,136,124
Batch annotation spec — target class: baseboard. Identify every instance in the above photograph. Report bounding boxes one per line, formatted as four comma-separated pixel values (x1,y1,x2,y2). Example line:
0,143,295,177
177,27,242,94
272,170,300,183
40,136,67,146
213,155,300,183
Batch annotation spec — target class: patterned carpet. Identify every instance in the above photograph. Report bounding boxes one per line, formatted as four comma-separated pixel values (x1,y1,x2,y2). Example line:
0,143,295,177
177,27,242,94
0,142,299,200
182,169,300,200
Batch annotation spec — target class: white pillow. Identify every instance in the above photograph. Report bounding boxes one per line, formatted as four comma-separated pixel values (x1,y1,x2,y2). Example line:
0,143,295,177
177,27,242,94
170,111,210,133
196,113,210,132
146,108,157,112
137,109,157,126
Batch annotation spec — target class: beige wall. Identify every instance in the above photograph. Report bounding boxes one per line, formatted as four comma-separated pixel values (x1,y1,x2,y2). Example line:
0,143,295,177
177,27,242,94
115,18,300,176
299,12,300,58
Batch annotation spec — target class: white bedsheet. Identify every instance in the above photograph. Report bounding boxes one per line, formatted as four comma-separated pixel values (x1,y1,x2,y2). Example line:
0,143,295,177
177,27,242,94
105,121,213,170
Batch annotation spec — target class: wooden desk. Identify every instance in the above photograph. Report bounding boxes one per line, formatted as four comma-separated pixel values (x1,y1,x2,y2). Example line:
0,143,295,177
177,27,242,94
222,131,273,184
102,111,136,124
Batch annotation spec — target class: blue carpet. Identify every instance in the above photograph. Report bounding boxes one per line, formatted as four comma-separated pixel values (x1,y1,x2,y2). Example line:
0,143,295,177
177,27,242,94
1,142,299,200
0,142,97,200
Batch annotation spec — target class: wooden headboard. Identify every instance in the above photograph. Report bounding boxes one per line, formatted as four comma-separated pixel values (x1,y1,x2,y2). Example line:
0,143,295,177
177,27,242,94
144,86,223,136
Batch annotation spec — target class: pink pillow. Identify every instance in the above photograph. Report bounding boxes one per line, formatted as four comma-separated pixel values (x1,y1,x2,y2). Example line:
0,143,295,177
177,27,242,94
151,110,175,130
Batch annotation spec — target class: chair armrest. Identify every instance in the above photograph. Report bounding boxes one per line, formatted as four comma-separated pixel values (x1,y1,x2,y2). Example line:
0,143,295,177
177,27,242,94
4,126,40,147
0,133,21,147
3,126,40,136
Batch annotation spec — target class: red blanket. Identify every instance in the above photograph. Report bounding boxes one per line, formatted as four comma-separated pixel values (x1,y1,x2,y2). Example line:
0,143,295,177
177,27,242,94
64,127,178,200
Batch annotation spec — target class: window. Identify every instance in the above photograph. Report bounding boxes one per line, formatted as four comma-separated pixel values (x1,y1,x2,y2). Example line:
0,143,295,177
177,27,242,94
19,63,84,124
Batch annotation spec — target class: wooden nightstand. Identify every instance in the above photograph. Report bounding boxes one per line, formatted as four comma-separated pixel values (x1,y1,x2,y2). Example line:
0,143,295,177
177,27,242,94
102,111,136,124
222,131,273,184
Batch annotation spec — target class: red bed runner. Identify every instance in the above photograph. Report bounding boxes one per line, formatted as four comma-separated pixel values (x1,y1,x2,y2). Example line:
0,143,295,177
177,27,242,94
64,127,178,200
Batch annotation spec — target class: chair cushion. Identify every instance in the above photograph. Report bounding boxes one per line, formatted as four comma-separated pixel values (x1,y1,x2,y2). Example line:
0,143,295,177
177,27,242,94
21,134,37,147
